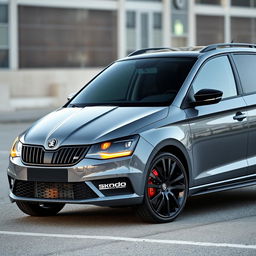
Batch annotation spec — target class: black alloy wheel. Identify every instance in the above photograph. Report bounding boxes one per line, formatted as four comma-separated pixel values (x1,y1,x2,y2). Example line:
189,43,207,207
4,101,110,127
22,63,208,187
137,152,188,223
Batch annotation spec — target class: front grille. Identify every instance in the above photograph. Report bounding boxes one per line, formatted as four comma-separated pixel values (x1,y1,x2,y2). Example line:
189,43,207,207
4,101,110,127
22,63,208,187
22,146,44,164
22,145,88,166
14,180,98,200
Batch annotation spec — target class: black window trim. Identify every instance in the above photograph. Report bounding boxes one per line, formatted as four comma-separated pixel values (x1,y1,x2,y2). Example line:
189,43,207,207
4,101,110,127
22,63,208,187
230,52,256,97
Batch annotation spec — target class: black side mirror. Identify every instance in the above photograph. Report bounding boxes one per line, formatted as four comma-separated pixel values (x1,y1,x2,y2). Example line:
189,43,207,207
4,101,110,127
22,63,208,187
191,89,223,107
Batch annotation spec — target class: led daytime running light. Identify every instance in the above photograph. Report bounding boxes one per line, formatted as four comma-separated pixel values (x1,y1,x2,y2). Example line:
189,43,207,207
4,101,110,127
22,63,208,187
99,150,133,159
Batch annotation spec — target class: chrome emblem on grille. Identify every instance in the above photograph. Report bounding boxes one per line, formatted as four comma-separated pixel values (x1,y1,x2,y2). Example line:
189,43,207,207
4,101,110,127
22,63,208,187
48,138,58,148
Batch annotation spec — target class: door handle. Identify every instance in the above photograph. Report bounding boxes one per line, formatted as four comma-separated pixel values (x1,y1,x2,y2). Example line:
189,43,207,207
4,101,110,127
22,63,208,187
233,112,247,121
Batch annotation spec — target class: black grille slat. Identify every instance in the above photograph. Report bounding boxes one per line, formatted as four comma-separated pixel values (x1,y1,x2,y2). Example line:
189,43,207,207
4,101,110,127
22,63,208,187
63,148,72,165
21,145,87,166
58,148,68,164
67,148,76,164
71,148,79,164
40,148,44,163
28,147,32,163
14,180,98,200
35,147,39,164
51,152,57,164
75,148,85,163
32,147,36,163
54,149,62,164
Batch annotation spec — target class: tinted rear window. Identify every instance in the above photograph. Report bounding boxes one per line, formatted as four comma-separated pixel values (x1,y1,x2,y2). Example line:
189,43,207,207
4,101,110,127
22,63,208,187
233,54,256,94
69,57,196,107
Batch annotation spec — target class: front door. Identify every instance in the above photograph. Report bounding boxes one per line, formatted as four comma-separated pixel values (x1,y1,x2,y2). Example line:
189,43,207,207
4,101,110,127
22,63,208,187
185,55,248,186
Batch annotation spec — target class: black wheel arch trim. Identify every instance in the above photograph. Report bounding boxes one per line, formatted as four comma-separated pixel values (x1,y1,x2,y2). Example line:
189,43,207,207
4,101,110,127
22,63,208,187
142,138,192,188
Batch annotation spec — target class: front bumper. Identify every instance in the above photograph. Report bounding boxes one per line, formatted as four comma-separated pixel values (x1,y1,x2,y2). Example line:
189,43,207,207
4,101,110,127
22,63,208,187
7,136,153,206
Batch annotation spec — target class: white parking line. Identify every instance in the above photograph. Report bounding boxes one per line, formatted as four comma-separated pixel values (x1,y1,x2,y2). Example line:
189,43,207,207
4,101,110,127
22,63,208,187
0,231,255,250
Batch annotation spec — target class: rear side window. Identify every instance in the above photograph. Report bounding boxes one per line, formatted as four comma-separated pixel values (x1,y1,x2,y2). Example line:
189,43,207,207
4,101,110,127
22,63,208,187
192,56,237,99
233,54,256,94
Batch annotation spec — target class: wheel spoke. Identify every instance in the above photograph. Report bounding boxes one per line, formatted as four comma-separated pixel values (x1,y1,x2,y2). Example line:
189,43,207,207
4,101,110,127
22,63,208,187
165,193,171,216
168,161,176,181
151,191,162,205
167,158,172,176
162,158,167,179
148,183,162,189
169,192,180,208
156,194,165,212
170,173,184,185
171,184,185,191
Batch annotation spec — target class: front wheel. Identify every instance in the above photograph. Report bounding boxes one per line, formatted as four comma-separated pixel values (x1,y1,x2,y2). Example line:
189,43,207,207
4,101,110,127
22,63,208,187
16,201,65,216
136,152,188,223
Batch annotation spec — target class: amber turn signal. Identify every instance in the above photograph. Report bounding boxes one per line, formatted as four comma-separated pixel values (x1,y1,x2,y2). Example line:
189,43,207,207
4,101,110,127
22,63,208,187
100,142,112,150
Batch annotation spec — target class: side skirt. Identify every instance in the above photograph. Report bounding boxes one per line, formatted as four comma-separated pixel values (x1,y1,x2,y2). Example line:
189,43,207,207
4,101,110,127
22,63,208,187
189,174,256,196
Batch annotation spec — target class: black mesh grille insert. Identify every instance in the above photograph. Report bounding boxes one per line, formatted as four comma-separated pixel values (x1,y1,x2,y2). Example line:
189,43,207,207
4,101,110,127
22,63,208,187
21,145,88,166
14,180,98,200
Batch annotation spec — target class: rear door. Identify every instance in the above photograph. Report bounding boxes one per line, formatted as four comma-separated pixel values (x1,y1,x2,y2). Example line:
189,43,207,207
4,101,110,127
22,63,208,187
185,55,248,186
232,53,256,176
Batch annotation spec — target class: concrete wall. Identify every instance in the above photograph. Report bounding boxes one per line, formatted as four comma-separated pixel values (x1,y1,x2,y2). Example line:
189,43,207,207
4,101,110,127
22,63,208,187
0,68,103,111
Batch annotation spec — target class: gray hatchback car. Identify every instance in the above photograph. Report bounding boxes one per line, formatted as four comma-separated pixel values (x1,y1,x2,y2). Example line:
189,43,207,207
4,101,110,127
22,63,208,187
8,43,256,223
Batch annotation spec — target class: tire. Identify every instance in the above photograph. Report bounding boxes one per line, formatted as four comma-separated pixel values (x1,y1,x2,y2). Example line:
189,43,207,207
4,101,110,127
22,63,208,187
136,152,188,223
16,201,65,216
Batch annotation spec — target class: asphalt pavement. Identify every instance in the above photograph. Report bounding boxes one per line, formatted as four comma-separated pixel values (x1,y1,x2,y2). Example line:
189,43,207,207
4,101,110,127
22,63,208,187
0,109,255,256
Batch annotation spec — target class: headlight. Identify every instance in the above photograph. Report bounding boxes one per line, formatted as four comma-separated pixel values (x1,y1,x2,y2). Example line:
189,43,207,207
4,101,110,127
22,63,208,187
10,137,22,158
86,135,139,160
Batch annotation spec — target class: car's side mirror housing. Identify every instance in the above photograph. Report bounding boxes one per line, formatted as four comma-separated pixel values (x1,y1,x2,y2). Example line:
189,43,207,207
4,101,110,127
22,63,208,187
67,93,75,101
191,89,223,107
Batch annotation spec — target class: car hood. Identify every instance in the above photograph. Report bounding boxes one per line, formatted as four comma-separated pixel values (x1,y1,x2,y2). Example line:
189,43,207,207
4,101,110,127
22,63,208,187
22,106,168,148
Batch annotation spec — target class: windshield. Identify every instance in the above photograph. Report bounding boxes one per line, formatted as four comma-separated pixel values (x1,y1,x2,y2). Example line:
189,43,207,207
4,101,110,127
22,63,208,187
68,57,196,107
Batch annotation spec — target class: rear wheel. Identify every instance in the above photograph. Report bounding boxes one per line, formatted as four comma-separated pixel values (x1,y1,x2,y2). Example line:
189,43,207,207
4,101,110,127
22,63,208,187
136,152,188,223
16,201,65,216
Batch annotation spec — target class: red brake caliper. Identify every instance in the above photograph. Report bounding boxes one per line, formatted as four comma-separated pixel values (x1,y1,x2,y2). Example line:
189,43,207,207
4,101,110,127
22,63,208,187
148,169,159,198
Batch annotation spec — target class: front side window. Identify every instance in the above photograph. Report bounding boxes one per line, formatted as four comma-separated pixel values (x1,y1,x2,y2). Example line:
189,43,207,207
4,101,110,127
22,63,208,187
69,57,196,107
192,56,237,99
233,54,256,94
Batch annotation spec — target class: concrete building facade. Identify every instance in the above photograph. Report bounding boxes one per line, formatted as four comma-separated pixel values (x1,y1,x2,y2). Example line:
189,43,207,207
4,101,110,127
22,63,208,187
0,0,256,110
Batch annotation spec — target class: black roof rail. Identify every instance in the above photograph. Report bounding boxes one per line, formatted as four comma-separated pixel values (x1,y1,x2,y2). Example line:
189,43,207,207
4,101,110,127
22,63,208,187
128,47,175,57
200,43,256,53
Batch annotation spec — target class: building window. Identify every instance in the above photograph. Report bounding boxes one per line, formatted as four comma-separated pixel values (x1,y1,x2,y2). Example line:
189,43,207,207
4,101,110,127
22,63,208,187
18,6,117,68
196,15,224,45
126,11,136,55
153,13,162,29
231,17,256,43
0,4,9,68
153,12,162,47
231,0,256,7
171,0,188,47
195,0,222,5
127,11,136,28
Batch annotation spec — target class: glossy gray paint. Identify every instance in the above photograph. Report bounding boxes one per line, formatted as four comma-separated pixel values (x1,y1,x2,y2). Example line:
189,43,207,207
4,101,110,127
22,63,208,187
8,46,256,206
